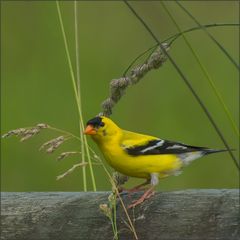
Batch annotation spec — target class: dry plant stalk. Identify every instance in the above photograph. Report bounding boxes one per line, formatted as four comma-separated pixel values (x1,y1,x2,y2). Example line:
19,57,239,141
2,123,49,141
2,123,86,180
98,43,170,202
2,43,169,195
100,43,170,116
57,151,80,161
99,204,112,219
56,162,88,181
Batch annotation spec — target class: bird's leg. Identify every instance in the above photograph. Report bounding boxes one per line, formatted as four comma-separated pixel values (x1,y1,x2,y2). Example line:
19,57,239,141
128,173,159,209
128,186,155,208
123,180,150,194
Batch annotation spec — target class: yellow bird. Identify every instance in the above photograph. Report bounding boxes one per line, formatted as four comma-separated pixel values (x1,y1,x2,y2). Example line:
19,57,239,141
84,116,227,208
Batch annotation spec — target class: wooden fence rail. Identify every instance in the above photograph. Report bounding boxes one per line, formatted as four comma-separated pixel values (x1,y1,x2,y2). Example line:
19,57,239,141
1,190,239,240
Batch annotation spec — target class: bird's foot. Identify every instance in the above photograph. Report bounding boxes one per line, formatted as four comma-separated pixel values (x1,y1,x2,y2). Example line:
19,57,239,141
120,180,150,196
128,188,155,209
126,186,148,194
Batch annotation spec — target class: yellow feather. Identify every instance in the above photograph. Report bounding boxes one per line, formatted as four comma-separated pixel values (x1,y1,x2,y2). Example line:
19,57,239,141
90,117,182,180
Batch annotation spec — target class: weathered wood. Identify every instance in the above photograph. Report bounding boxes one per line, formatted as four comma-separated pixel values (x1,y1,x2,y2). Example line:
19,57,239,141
1,190,239,240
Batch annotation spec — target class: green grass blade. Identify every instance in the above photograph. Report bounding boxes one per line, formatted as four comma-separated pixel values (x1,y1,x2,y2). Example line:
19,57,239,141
123,23,239,77
124,1,239,170
176,1,239,70
74,1,87,192
161,2,239,138
56,1,97,191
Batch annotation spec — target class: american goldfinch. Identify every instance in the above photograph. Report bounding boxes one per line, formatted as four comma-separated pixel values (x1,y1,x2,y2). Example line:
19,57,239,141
84,116,227,208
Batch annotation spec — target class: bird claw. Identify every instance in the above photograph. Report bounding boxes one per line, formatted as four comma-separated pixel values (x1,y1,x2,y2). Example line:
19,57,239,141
128,190,155,209
118,187,148,198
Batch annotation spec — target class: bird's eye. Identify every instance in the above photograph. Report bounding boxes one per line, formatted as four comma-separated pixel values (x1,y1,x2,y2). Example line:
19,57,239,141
99,122,105,127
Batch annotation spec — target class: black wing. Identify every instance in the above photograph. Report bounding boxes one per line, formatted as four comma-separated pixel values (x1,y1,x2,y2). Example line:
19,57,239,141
124,139,209,156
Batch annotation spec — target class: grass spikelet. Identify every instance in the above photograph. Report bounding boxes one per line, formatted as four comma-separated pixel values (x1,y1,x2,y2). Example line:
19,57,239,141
39,136,65,153
2,128,26,138
2,123,49,141
99,204,112,219
57,151,80,161
36,123,49,129
56,162,88,180
20,128,41,142
100,43,169,117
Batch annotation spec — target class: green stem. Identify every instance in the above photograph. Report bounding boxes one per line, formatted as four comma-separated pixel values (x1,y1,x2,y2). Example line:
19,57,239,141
101,164,138,239
48,124,136,238
161,2,239,137
74,1,87,192
84,134,97,190
109,217,117,240
113,194,118,240
56,1,97,191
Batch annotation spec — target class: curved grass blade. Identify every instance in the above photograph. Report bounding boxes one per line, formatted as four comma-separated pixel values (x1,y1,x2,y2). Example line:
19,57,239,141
176,1,239,70
123,23,239,77
161,2,239,137
124,1,239,170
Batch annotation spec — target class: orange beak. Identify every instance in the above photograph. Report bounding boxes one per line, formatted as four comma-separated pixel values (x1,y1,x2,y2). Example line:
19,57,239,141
84,125,97,135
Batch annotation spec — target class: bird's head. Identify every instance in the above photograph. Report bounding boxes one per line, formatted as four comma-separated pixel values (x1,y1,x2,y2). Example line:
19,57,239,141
84,116,120,141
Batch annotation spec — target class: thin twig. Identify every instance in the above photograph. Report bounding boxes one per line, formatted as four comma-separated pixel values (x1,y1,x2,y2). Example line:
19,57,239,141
124,1,239,170
57,162,88,181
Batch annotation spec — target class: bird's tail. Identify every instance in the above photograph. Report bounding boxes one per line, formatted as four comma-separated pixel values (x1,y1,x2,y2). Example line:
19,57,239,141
204,148,235,155
179,148,235,166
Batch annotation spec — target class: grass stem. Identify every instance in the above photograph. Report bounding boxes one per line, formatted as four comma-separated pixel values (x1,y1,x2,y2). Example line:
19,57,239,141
176,1,239,70
123,23,239,77
56,1,97,191
74,0,87,192
161,2,239,137
124,1,239,170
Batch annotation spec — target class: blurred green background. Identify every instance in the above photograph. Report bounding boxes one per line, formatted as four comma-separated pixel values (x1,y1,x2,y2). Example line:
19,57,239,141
1,1,239,191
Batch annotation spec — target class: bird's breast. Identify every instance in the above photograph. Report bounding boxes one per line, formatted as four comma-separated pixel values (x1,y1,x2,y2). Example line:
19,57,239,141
99,142,182,179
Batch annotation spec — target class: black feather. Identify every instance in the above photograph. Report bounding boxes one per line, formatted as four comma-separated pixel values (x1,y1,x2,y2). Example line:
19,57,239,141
124,139,226,156
86,117,105,127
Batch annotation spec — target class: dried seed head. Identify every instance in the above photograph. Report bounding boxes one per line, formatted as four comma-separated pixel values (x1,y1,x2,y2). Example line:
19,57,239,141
2,128,26,138
20,128,41,142
57,151,79,161
2,123,48,140
147,43,169,69
100,43,170,117
56,162,88,180
39,136,65,153
99,204,112,219
108,193,116,207
36,123,49,129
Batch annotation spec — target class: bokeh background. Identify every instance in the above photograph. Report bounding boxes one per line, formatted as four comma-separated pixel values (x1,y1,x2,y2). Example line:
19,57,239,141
1,1,239,191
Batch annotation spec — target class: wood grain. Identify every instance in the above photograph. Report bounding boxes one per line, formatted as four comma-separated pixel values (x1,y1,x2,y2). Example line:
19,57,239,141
1,190,239,240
